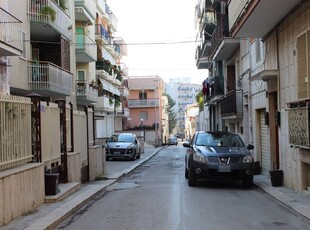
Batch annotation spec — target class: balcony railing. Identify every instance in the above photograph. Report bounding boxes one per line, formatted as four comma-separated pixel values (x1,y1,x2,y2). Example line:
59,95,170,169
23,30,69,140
210,15,229,57
27,0,72,40
0,8,22,55
76,81,98,105
28,61,73,96
95,24,109,43
95,96,114,111
128,99,159,108
108,10,117,32
74,0,96,22
75,33,97,62
204,76,224,104
119,86,129,97
220,90,243,117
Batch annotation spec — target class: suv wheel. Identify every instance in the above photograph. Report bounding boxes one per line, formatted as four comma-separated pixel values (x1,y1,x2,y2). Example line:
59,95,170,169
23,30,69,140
242,177,253,188
185,167,189,179
188,170,197,186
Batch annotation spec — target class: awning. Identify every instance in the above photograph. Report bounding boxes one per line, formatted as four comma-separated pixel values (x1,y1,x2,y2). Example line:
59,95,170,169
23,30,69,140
102,47,116,65
99,78,120,96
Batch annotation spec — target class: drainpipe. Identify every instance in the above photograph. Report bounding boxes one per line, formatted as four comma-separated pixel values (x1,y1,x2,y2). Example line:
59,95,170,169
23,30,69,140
276,29,280,170
84,105,90,181
69,102,74,152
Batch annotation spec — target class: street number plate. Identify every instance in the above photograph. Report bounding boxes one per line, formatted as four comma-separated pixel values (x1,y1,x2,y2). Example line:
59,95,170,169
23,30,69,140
218,164,231,172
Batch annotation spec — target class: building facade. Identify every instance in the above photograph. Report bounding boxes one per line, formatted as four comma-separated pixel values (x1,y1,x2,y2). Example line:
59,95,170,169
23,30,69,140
195,0,310,194
126,76,167,146
165,79,202,138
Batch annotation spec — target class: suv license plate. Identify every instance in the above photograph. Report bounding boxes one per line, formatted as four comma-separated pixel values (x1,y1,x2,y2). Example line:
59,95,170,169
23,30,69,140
218,164,231,172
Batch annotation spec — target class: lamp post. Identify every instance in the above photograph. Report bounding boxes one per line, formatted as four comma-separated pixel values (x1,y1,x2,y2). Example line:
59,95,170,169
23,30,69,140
154,79,159,147
140,118,144,141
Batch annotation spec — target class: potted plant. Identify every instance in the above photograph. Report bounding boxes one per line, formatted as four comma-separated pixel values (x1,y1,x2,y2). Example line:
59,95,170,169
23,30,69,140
40,5,56,22
109,97,113,105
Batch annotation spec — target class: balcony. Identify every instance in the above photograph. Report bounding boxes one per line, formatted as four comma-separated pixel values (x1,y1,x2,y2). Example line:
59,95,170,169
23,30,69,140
108,10,117,32
27,0,73,41
95,24,109,44
76,81,98,105
196,42,211,69
96,61,116,82
74,0,96,24
204,76,224,105
210,15,239,61
128,99,159,108
220,90,243,118
0,8,22,56
75,33,97,62
95,96,114,112
119,86,129,98
28,61,72,97
96,0,109,22
114,38,127,56
229,0,302,38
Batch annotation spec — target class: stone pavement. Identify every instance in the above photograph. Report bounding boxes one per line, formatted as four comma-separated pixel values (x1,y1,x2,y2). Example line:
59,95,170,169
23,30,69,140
1,144,310,229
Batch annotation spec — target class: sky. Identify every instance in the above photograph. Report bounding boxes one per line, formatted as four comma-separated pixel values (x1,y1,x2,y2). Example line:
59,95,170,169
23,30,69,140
107,0,208,84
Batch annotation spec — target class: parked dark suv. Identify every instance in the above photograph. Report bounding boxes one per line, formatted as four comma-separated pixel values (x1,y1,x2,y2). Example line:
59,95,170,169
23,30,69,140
183,131,254,187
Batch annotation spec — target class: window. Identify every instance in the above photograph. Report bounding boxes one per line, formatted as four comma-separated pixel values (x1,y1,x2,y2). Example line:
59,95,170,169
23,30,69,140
77,70,85,81
140,111,148,121
139,92,147,99
297,31,309,99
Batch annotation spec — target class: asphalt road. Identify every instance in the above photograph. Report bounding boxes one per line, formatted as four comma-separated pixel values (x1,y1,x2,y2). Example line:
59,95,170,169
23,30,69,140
55,145,310,230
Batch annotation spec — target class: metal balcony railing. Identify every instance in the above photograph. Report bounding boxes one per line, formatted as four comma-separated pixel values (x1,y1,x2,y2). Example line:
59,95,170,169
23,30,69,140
220,89,243,117
75,33,97,61
128,99,159,108
204,76,224,103
76,81,98,105
0,8,22,53
95,24,109,42
74,0,96,20
28,61,72,96
210,14,229,57
27,0,72,40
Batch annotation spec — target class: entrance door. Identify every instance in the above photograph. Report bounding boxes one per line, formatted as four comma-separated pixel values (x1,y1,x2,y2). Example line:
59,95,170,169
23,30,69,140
76,27,84,49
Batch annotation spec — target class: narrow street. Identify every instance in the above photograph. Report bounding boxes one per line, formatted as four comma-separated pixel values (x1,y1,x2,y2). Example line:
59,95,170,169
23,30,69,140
56,146,310,230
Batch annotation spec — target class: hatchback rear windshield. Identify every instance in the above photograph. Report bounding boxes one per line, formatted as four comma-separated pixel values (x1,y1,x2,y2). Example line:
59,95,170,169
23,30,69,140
108,134,134,142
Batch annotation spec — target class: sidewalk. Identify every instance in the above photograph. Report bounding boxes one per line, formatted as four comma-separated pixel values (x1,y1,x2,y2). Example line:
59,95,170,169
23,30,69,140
1,145,310,229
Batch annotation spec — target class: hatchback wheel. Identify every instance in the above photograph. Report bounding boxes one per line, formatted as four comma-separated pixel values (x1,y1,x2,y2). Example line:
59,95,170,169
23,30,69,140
136,150,141,159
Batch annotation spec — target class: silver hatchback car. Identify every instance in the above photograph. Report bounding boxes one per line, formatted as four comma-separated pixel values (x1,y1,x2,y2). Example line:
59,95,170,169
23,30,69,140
105,133,141,161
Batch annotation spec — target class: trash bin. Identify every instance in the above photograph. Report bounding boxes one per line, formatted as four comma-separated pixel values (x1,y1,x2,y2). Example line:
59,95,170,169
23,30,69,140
45,173,59,195
269,170,283,187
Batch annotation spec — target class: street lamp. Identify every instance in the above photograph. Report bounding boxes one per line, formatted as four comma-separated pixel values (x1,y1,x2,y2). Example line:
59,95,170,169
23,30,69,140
154,79,159,147
140,118,144,141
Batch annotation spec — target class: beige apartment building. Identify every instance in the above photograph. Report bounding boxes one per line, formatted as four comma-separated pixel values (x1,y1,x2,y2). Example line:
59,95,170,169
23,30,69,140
195,0,310,195
0,0,129,224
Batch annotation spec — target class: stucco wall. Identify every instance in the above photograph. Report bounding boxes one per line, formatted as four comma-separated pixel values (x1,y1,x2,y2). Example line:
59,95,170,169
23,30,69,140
0,163,45,225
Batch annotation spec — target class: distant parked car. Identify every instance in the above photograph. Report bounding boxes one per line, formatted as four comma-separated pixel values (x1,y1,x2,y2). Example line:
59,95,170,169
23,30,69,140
183,131,254,187
167,136,178,146
105,133,141,161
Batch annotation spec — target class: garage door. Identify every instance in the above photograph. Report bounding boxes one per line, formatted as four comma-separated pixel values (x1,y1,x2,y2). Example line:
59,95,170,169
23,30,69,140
260,110,270,174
